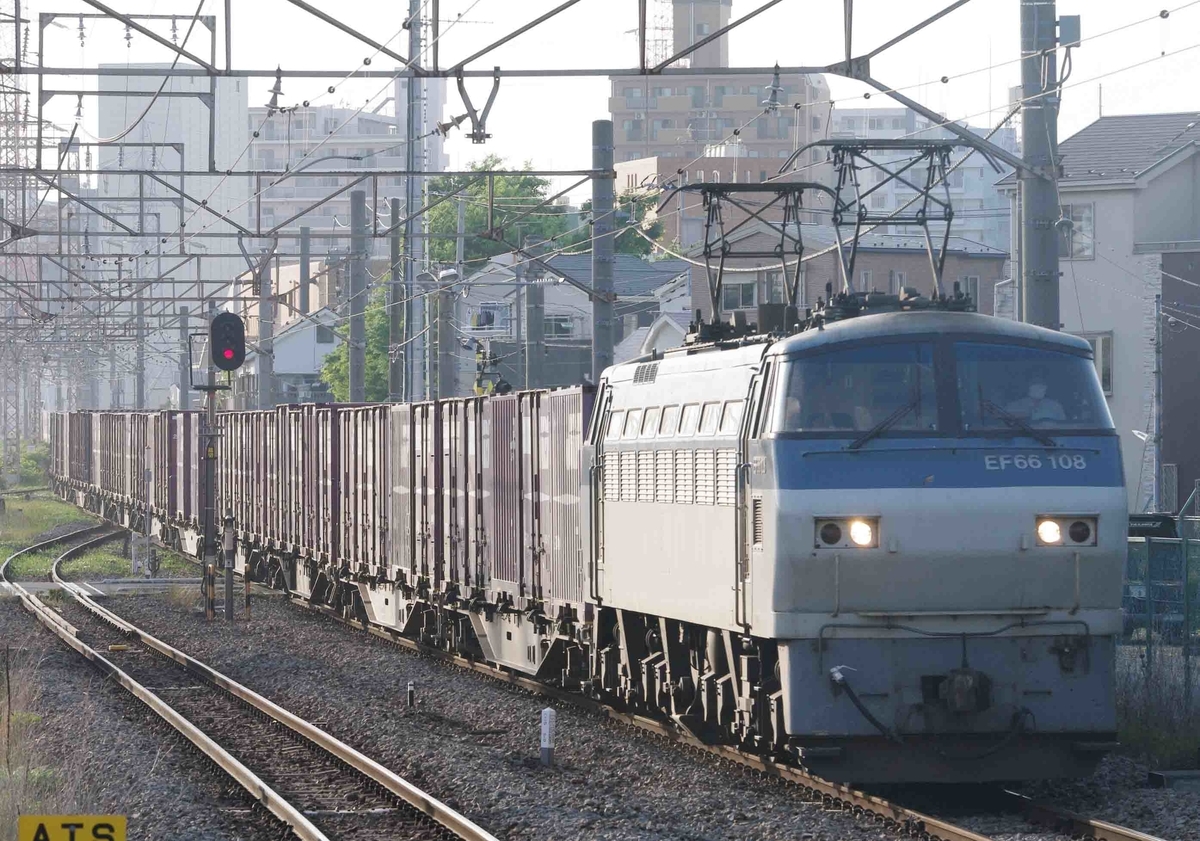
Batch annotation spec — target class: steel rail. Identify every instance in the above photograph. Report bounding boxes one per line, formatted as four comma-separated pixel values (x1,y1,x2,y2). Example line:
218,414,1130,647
2,532,332,841
50,548,499,841
999,790,1170,841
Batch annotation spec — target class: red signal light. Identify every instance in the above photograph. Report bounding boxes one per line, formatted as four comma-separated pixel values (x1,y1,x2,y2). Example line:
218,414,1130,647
223,348,235,360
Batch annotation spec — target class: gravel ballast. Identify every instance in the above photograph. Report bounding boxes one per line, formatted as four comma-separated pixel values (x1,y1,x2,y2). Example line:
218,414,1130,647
0,598,284,841
105,591,1194,841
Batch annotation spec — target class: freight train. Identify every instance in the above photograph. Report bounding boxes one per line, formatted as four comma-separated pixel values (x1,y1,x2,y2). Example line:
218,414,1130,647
49,290,1126,783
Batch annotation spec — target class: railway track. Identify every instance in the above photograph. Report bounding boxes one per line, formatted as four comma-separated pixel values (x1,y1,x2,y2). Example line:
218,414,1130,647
1,527,498,841
35,519,1171,841
290,595,1169,841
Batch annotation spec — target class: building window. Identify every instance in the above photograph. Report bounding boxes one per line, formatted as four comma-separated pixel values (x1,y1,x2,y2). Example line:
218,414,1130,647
860,269,872,290
812,116,821,131
960,275,980,302
545,316,573,337
870,194,886,209
695,22,710,36
892,118,902,130
888,270,907,295
316,324,335,344
722,282,756,311
1079,331,1114,395
1058,203,1095,259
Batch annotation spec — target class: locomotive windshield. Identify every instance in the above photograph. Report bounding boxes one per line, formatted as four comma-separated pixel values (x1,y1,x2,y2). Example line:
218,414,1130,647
956,342,1113,431
771,337,1113,437
779,342,937,432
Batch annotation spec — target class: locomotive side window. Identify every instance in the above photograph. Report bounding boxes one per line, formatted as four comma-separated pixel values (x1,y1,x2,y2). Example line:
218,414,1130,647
699,402,721,435
956,342,1114,431
719,401,743,435
624,409,644,438
606,410,624,440
642,407,662,436
680,404,701,436
660,405,680,437
778,342,937,433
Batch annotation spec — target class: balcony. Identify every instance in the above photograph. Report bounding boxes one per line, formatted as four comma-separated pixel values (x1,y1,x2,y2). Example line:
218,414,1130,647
655,128,692,144
656,94,694,112
720,94,761,112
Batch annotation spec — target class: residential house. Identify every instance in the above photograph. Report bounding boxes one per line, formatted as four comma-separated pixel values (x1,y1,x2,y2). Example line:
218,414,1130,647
454,252,690,392
999,112,1200,513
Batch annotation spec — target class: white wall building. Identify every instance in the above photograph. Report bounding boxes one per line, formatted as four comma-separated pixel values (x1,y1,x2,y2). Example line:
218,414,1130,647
830,106,1018,251
95,64,249,408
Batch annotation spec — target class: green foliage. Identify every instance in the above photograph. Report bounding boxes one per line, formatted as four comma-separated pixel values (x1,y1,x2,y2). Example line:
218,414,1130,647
319,286,393,403
562,193,664,257
426,155,570,264
0,497,92,554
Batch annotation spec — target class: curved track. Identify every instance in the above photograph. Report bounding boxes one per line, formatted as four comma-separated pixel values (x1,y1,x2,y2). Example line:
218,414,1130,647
2,528,498,841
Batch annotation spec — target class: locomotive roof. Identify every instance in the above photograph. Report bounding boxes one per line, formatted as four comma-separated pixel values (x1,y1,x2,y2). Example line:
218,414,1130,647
767,310,1092,357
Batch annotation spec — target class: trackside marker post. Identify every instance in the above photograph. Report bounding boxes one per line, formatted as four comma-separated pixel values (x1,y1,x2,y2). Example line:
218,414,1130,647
540,707,556,767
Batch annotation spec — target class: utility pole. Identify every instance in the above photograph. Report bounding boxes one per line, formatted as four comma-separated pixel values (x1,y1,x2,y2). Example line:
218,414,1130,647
403,0,423,401
1018,0,1060,330
299,226,311,315
108,347,119,409
136,296,146,409
526,269,544,389
258,259,275,410
1154,293,1163,513
389,198,403,400
456,194,466,281
591,119,616,381
178,306,191,411
437,286,453,398
349,189,367,402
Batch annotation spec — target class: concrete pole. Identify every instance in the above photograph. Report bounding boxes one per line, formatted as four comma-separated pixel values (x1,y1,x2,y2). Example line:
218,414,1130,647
258,259,275,410
178,306,191,410
108,346,119,409
349,189,368,402
591,120,616,381
299,226,311,315
1018,0,1060,330
389,198,403,400
526,273,544,389
456,194,466,279
437,288,453,398
403,0,422,401
136,296,146,408
1154,293,1163,513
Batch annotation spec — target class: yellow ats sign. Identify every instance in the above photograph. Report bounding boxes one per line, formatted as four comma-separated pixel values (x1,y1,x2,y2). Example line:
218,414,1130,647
18,816,126,841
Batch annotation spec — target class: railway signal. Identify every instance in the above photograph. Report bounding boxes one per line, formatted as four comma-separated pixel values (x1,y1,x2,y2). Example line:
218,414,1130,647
210,312,246,371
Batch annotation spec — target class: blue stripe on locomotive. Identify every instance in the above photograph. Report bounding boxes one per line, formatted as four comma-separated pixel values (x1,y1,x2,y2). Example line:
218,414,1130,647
770,434,1122,490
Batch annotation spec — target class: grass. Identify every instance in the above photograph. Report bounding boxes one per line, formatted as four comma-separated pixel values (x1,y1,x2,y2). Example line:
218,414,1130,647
1116,643,1200,769
1,650,94,839
0,497,94,562
61,545,195,582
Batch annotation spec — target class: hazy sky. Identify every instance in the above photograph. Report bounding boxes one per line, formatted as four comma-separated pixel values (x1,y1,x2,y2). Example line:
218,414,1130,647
32,0,1200,195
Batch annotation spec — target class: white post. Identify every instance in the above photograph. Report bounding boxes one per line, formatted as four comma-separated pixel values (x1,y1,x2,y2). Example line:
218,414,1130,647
540,707,556,767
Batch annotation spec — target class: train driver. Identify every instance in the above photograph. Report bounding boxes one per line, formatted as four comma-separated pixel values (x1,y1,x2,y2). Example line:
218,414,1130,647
1004,367,1066,423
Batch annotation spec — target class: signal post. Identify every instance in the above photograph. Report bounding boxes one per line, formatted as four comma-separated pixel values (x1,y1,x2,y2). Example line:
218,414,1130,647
198,311,246,622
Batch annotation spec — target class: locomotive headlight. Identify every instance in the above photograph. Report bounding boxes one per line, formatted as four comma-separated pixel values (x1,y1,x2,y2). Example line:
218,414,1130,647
1036,519,1063,545
849,519,874,547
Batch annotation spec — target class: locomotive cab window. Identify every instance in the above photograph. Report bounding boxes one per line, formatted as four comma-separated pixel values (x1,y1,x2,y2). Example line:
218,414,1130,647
956,342,1114,431
698,402,721,435
777,342,937,433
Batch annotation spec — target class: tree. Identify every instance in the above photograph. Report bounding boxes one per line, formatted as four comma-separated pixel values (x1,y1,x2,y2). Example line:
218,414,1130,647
319,286,392,402
426,155,569,263
561,191,665,257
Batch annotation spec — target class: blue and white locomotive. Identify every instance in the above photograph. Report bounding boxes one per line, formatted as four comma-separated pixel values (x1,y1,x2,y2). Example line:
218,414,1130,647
587,293,1124,782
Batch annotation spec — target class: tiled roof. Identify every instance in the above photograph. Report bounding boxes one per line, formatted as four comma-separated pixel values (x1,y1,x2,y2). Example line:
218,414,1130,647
542,254,690,297
998,112,1200,186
